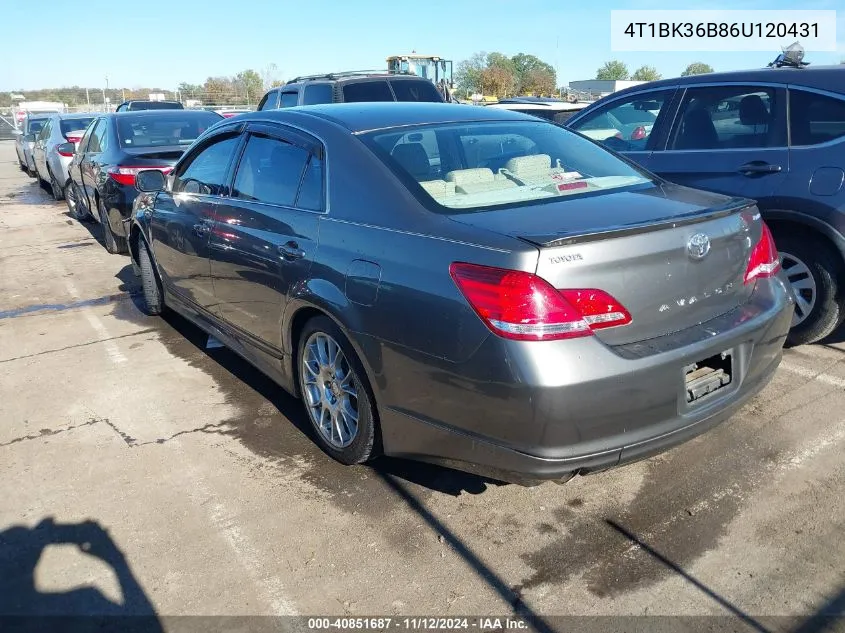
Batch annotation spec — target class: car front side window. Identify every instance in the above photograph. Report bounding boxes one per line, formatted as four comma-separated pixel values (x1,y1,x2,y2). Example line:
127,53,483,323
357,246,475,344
669,85,786,151
172,134,241,196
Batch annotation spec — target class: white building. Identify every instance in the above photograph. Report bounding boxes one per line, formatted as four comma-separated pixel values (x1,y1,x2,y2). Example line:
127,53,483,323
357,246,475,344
567,80,646,98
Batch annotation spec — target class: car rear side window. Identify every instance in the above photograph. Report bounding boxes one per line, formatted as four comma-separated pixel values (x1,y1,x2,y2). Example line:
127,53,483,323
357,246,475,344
172,135,240,196
389,80,443,103
232,135,309,207
279,91,299,108
258,90,278,111
669,85,785,150
295,156,325,211
789,89,845,146
342,81,394,102
302,84,333,105
87,119,108,153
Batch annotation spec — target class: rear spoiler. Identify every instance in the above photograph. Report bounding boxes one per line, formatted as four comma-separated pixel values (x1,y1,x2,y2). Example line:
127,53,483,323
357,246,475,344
528,198,756,248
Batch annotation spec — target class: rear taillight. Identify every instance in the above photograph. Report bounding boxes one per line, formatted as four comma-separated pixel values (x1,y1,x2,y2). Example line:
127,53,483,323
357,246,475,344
630,126,647,140
108,165,172,186
744,221,780,284
65,135,82,144
57,146,74,157
449,262,631,341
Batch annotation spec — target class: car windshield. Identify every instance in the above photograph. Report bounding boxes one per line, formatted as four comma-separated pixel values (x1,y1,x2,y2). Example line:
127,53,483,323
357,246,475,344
361,120,652,212
60,118,95,136
116,112,221,148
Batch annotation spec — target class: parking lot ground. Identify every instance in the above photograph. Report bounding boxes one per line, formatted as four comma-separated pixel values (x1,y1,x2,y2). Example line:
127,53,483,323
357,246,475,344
1,139,844,630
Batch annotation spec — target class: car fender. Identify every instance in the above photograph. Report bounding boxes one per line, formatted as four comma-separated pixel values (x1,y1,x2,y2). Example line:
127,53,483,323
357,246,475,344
762,207,845,263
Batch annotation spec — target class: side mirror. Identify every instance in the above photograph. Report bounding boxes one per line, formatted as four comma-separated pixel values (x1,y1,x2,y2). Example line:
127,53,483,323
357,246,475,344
135,169,166,193
13,129,22,136
24,133,36,143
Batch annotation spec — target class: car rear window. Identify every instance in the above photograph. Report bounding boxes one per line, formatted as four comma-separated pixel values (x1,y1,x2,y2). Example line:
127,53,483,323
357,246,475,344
60,118,95,137
362,121,652,212
389,80,443,103
116,112,221,148
128,101,184,110
342,81,395,102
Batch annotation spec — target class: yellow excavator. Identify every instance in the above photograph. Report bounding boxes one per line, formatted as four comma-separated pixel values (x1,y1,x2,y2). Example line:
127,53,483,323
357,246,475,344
386,53,457,102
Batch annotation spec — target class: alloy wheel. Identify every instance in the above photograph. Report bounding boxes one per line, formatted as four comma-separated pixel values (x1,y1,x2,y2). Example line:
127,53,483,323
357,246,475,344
780,251,817,327
301,332,360,448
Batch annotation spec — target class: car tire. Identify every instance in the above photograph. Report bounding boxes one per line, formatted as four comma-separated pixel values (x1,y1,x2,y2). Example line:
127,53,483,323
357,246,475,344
297,316,379,465
138,239,164,316
67,181,92,222
775,232,845,346
98,198,129,255
47,167,64,201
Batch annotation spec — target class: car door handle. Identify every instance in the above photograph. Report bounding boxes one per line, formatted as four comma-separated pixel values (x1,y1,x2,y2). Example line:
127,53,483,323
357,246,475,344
738,162,782,175
278,241,305,260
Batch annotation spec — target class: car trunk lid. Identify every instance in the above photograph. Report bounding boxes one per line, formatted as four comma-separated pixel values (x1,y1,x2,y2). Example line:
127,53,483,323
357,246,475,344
448,183,760,346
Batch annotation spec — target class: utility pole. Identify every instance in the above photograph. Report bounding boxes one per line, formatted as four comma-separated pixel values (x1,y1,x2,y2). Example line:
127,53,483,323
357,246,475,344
86,88,90,107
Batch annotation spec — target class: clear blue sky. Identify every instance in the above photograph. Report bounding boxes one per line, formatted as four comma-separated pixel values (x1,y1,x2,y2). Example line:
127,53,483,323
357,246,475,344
1,0,842,91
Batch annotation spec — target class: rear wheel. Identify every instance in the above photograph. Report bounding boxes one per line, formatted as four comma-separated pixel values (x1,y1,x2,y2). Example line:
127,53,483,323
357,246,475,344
67,181,92,222
297,316,378,465
138,239,163,315
47,167,64,201
774,232,845,346
98,198,128,255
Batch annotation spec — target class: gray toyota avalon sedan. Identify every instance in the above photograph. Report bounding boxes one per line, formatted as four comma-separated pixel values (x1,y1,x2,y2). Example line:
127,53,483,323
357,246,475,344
127,103,794,485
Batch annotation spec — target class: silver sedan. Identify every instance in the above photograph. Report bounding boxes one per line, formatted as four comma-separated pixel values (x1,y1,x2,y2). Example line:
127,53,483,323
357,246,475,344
31,113,97,200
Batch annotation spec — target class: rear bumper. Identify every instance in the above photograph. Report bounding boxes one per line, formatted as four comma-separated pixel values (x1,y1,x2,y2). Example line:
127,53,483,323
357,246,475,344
376,275,794,484
101,184,137,237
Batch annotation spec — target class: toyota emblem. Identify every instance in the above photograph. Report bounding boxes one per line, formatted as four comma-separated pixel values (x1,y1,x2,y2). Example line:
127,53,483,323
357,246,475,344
687,233,711,260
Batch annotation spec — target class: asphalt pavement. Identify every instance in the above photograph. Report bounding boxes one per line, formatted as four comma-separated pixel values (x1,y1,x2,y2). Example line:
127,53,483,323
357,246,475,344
0,140,843,631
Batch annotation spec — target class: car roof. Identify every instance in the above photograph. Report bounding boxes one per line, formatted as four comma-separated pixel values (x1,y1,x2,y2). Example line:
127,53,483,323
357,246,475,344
487,102,588,112
54,112,98,119
254,102,540,133
609,65,845,99
284,72,439,86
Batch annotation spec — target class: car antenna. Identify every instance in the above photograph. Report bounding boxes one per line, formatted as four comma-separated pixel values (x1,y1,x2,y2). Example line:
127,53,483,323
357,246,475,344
767,41,809,68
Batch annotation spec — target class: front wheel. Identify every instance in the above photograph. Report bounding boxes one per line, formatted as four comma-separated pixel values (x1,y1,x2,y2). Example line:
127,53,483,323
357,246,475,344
775,232,845,346
297,316,379,465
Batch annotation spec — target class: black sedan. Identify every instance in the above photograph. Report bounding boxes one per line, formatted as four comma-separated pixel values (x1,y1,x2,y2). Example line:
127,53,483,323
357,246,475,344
66,109,223,254
127,103,791,485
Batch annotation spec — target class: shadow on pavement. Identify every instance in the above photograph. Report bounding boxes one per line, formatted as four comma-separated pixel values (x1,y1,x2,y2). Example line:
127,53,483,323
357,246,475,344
0,517,162,632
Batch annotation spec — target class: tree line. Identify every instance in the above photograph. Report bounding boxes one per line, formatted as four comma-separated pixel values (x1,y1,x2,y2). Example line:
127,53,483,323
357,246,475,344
594,60,715,81
6,65,285,107
455,52,558,98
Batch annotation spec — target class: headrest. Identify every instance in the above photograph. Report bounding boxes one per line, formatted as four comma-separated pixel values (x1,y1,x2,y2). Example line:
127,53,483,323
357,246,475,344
445,168,495,185
504,154,552,175
739,95,770,126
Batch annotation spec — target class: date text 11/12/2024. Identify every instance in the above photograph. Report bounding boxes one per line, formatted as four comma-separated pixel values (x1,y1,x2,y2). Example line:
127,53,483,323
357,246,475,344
307,618,530,631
